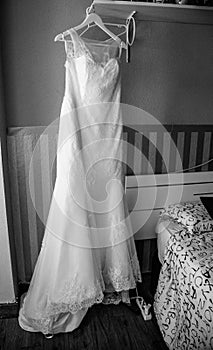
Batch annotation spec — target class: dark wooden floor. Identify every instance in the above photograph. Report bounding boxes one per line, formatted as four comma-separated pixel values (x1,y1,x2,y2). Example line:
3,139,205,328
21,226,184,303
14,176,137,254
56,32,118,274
0,301,168,350
0,256,164,350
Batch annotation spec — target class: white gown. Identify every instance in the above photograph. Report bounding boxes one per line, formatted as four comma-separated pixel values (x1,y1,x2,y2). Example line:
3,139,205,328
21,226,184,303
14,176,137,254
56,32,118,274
18,29,142,335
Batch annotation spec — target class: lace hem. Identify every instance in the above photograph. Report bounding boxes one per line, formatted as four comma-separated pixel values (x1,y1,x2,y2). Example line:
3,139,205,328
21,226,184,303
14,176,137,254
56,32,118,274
20,253,141,334
21,287,127,334
20,289,129,334
104,252,142,291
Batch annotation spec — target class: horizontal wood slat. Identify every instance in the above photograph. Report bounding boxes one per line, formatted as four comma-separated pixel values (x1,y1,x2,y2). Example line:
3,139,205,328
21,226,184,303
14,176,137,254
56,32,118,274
126,183,213,211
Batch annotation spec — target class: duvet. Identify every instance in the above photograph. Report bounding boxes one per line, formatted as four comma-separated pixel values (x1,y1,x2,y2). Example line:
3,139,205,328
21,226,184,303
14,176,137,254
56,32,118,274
154,225,213,349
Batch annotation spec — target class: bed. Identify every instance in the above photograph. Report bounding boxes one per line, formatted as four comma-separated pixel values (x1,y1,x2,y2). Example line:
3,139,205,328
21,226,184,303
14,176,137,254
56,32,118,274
154,201,213,350
125,171,213,349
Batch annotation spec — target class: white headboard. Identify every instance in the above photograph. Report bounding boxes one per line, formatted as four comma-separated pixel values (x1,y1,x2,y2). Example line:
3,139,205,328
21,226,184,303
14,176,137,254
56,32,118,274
125,171,213,240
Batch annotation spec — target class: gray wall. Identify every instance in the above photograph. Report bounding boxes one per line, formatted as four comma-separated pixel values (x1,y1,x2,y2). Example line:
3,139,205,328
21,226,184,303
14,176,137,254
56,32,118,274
1,0,213,127
0,45,16,303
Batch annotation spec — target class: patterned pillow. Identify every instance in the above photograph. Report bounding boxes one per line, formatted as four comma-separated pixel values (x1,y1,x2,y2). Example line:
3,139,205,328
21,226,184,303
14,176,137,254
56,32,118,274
160,201,213,234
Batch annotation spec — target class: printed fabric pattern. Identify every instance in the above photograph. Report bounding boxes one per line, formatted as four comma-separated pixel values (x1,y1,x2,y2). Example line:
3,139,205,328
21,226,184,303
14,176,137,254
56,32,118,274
160,200,213,234
154,223,213,349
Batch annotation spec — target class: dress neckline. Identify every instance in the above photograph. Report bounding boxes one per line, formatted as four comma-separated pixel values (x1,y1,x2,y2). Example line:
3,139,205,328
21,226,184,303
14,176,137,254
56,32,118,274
65,28,122,64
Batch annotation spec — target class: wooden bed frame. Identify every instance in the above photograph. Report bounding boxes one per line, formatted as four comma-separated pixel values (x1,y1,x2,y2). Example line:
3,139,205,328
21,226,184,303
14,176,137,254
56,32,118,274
125,171,213,240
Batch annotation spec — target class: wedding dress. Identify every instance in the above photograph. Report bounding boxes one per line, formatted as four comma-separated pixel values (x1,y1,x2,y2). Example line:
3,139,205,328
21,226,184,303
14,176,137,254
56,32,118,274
18,28,142,335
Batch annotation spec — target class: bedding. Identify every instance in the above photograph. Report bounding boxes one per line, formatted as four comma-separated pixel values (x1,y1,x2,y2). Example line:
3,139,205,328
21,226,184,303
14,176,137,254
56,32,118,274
154,202,213,350
156,200,213,265
160,201,213,235
156,217,182,265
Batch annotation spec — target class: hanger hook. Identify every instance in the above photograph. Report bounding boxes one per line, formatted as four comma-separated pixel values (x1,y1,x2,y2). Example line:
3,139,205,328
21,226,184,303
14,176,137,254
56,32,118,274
86,2,95,15
126,11,136,47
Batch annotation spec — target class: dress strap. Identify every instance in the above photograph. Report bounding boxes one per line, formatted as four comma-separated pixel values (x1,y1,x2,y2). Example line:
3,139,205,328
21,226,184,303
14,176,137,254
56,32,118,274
61,29,79,58
118,42,123,59
63,33,69,55
69,29,85,58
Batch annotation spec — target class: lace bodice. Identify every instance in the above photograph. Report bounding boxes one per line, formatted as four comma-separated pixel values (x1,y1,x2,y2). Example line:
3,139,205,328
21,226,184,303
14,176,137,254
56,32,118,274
63,29,121,105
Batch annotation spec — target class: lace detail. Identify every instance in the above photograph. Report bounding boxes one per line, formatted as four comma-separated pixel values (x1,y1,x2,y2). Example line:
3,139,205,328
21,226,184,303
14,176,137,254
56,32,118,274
46,277,104,316
65,29,119,105
20,252,141,334
103,252,142,290
65,29,118,66
65,29,96,64
65,30,91,60
131,253,142,282
20,275,104,334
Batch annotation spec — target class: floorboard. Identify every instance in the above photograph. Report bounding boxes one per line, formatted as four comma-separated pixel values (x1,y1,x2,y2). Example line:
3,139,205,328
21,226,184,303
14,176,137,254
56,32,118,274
0,303,167,350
